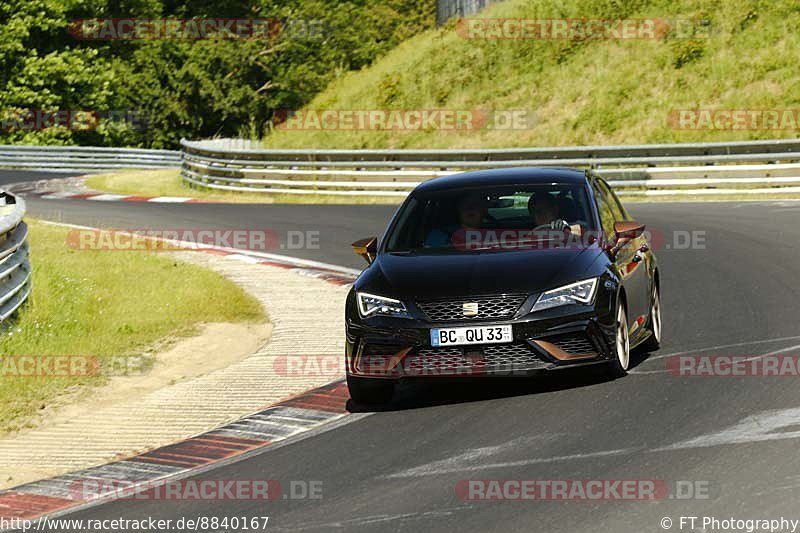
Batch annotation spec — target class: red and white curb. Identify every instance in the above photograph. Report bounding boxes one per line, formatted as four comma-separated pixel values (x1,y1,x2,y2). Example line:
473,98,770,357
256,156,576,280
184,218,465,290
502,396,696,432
0,380,351,521
30,190,219,204
0,222,363,523
6,177,224,204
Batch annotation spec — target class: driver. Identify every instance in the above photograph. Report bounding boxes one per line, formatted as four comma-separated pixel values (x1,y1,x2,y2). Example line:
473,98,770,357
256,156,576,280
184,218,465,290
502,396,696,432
528,193,570,231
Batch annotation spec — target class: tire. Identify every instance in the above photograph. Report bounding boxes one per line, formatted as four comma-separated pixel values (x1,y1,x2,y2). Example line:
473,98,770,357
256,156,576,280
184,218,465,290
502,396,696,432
606,300,631,379
347,375,395,405
640,283,662,352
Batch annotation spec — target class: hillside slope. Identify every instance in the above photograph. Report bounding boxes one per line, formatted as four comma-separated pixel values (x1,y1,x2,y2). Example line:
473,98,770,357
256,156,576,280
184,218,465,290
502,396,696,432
264,0,800,149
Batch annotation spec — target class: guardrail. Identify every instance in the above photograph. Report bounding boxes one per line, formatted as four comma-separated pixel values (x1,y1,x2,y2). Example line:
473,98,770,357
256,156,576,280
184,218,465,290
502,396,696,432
437,0,496,25
0,145,180,172
181,138,800,197
0,192,31,322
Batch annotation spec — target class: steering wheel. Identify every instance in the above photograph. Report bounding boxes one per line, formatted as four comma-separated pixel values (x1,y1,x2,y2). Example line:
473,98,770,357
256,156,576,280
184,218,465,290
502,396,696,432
533,219,571,232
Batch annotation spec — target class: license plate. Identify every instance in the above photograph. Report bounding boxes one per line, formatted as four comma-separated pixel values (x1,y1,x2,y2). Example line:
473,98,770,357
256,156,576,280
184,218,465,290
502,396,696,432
430,325,513,347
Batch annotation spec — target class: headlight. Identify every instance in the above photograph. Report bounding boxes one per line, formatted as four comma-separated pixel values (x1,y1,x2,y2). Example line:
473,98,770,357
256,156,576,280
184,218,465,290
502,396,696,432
532,278,598,312
357,292,411,318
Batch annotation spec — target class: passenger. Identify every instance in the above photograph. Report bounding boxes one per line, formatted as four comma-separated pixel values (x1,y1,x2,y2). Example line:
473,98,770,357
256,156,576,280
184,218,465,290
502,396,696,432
424,194,485,247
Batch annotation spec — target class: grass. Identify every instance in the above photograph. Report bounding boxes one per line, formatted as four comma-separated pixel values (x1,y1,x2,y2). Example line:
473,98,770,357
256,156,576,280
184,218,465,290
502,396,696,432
261,0,800,149
85,169,404,205
0,220,266,434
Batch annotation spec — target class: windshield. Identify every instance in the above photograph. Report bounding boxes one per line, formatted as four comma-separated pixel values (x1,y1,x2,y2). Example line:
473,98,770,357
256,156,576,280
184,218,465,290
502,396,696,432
384,183,597,253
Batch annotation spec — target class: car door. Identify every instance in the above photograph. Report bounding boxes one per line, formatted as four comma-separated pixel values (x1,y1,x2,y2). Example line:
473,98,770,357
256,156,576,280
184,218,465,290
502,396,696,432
593,179,650,328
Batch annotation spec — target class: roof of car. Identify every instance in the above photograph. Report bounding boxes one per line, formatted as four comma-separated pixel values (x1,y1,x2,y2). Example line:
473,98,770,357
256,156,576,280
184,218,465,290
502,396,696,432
413,167,590,193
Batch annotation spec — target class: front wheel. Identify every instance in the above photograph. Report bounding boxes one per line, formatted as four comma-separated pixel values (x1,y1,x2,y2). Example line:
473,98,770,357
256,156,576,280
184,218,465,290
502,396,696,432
640,284,662,352
347,375,395,405
606,301,630,379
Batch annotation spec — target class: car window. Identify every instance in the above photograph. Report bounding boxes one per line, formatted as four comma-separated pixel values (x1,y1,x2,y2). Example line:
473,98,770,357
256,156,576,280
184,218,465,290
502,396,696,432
597,179,630,221
592,181,616,239
384,196,421,252
384,183,596,253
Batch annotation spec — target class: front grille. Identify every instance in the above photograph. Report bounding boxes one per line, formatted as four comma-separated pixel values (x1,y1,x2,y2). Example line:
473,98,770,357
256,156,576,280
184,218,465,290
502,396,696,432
404,343,549,375
417,294,527,323
359,342,406,356
483,343,543,362
408,347,465,374
540,333,599,357
552,335,597,354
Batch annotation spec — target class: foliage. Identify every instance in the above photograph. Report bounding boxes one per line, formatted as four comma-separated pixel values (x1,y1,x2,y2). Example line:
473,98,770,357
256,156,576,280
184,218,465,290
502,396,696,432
0,0,435,148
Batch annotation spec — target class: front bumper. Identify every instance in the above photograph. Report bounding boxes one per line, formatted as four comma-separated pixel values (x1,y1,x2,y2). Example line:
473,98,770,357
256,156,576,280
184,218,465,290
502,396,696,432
346,301,617,380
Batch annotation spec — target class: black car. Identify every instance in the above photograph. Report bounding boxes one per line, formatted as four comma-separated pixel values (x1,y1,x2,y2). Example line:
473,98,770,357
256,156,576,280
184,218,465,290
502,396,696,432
345,168,661,404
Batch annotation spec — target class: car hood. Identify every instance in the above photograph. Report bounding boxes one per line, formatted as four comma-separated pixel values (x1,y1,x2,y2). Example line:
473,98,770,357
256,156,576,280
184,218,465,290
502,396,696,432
361,246,605,299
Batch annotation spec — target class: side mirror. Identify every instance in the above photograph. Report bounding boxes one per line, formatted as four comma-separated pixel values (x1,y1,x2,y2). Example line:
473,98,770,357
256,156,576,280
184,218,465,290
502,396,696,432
614,221,646,240
351,236,377,265
610,221,646,257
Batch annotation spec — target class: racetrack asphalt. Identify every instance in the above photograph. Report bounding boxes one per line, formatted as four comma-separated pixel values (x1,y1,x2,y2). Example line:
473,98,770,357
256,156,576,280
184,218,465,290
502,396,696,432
8,169,800,532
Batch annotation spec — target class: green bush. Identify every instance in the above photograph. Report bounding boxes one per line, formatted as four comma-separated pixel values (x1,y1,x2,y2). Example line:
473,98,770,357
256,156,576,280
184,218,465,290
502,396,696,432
0,0,435,148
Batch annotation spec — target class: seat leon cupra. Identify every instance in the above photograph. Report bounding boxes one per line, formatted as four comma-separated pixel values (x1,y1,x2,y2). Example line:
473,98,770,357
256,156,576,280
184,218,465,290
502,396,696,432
345,168,662,404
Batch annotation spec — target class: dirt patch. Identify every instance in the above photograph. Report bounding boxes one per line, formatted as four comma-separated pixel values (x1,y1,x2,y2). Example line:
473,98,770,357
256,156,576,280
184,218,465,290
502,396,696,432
0,321,271,488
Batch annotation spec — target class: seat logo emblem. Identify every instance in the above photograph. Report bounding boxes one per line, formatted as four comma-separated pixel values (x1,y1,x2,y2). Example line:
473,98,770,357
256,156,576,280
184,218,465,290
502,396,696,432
462,302,479,317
